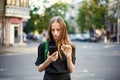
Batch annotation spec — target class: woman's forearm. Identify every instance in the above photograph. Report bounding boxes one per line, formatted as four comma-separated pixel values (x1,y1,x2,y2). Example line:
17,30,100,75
67,57,74,73
38,52,58,72
38,59,51,72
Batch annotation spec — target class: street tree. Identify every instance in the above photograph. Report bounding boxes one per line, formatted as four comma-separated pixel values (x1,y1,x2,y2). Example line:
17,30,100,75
23,10,40,34
77,0,108,33
24,2,68,34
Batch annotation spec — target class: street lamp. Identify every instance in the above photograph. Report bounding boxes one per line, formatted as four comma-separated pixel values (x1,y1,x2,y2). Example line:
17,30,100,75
117,0,120,43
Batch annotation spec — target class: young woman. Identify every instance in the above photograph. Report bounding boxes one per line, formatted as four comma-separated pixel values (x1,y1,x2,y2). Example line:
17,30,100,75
35,16,76,80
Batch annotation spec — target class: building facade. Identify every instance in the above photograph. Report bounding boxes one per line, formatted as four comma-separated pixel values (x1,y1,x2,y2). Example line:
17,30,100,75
0,0,30,46
108,0,120,42
65,0,82,33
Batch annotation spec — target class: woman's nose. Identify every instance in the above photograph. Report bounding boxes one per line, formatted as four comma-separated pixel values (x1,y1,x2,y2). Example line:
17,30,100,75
54,30,58,35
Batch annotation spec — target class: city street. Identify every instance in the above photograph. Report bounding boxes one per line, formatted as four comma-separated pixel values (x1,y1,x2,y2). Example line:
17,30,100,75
0,41,120,80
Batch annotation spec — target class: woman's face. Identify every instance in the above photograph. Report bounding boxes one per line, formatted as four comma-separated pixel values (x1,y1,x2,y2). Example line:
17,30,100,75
51,22,61,41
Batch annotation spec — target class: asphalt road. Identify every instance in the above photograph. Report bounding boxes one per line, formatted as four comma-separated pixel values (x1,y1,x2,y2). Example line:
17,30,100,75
0,42,120,80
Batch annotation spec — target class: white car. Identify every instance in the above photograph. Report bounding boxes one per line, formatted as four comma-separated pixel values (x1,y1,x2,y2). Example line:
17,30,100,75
69,33,90,42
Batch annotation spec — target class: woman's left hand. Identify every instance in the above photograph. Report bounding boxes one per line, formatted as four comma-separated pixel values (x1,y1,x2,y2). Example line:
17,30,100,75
61,44,72,59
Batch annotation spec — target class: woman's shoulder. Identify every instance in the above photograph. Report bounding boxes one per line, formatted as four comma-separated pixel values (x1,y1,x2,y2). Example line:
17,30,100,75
39,41,49,47
38,41,46,48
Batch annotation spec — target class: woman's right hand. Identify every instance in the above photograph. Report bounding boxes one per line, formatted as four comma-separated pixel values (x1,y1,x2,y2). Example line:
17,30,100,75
47,51,58,63
38,51,58,72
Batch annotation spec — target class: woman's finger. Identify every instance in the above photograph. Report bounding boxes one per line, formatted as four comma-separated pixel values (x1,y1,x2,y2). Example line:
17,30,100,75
62,45,72,50
47,51,50,56
51,51,58,56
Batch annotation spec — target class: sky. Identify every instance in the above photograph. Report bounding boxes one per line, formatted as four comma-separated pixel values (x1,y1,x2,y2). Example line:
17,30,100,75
29,0,83,14
29,0,57,14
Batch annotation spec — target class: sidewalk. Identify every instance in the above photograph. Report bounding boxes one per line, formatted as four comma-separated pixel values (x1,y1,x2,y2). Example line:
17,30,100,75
0,41,119,55
0,43,38,55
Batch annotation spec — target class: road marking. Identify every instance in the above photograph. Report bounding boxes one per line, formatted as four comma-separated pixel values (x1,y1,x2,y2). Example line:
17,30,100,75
0,68,7,71
104,44,115,48
0,78,16,80
82,69,88,73
90,73,95,76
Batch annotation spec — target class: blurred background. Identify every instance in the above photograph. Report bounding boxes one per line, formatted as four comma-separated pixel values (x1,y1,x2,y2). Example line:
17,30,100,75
0,0,120,45
0,0,120,80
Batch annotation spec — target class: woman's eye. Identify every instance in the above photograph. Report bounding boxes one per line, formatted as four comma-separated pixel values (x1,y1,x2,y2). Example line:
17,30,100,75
51,29,54,31
57,29,60,31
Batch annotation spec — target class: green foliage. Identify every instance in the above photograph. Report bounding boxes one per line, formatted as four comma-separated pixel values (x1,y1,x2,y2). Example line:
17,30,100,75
65,20,75,34
40,3,68,31
24,10,40,33
24,3,68,34
77,0,108,32
106,6,117,24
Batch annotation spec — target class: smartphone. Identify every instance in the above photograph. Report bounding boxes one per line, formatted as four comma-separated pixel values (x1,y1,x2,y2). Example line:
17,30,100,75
49,45,57,55
48,40,57,55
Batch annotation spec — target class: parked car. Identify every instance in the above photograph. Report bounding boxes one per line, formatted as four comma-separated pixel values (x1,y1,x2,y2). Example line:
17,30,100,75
69,33,90,42
26,33,42,42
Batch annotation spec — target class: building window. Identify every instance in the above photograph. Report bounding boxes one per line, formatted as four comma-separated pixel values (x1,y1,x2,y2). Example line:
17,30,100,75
6,0,29,8
11,0,16,6
7,0,12,5
16,0,20,6
7,0,16,6
20,0,24,7
24,0,29,8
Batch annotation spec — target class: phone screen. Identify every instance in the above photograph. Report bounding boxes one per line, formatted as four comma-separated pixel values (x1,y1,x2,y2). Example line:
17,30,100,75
49,46,57,55
48,40,57,55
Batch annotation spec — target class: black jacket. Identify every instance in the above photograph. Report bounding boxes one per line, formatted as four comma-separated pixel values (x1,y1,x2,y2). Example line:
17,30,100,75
35,41,76,74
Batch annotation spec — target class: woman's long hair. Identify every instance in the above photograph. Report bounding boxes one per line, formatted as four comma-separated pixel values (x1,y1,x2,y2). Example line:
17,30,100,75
47,16,72,59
